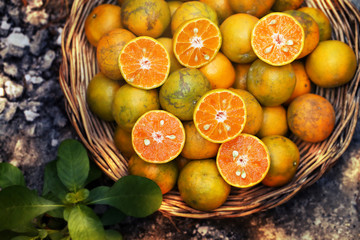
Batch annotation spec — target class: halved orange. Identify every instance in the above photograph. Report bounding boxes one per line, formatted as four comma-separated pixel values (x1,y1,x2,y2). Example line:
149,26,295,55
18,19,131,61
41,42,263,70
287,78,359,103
118,36,170,89
193,89,247,143
132,110,185,163
251,12,305,66
173,18,222,68
216,133,270,188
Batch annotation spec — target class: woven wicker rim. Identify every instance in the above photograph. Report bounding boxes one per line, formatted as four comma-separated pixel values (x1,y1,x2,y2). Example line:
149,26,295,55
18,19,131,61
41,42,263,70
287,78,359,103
59,0,360,219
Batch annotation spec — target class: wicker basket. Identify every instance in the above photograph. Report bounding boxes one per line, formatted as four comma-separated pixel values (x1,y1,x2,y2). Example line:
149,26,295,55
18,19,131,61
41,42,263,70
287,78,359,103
59,0,360,218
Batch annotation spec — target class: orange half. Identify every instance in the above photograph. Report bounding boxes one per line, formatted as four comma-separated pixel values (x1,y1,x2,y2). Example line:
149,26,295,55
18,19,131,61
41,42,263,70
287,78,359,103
132,110,185,163
217,134,270,188
251,12,305,66
193,89,246,143
173,18,222,68
118,36,170,89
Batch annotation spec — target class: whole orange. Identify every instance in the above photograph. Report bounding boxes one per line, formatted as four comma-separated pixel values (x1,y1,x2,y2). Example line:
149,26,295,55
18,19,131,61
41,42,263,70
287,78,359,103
113,125,136,158
305,40,357,88
272,0,303,12
229,0,275,18
287,93,335,143
257,106,288,138
199,0,233,23
157,37,183,73
85,4,123,47
298,7,332,41
233,63,251,90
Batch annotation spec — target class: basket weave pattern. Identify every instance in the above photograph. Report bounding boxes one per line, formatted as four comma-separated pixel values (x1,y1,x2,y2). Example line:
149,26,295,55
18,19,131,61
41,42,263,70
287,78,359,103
59,0,360,218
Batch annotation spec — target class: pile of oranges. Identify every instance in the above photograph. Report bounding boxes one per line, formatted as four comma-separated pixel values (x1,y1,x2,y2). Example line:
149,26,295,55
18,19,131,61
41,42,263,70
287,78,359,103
84,0,357,212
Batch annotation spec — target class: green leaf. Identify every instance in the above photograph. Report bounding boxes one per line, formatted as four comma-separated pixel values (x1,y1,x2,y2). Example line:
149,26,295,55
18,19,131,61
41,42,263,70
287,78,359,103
0,186,63,232
43,160,68,201
92,175,162,218
0,162,26,188
101,207,126,226
11,236,33,240
84,160,103,186
56,139,89,192
42,192,64,218
87,186,110,204
68,205,106,240
105,230,123,240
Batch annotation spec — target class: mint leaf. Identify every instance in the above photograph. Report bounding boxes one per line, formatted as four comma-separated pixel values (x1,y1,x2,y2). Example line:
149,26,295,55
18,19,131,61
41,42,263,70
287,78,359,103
101,207,126,226
68,205,105,240
0,163,25,188
43,159,68,201
56,139,89,192
105,229,123,240
0,186,62,232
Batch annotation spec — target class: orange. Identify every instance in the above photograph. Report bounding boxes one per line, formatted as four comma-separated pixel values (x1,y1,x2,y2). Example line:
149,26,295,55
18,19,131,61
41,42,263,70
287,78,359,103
298,7,332,41
85,4,123,47
287,93,335,143
118,36,170,89
233,63,251,90
171,1,218,35
216,133,270,188
178,159,231,211
173,18,222,68
229,0,275,18
193,89,247,143
113,125,136,158
251,12,305,66
285,10,320,59
168,1,182,16
305,40,357,88
121,0,171,38
175,156,192,171
157,37,183,73
272,0,304,12
261,135,300,187
283,60,311,105
159,68,211,121
181,121,220,159
230,88,263,136
246,59,296,106
199,0,233,23
86,73,122,121
220,13,259,64
112,84,160,131
199,52,235,89
96,28,135,80
128,154,179,194
257,105,288,138
132,110,185,163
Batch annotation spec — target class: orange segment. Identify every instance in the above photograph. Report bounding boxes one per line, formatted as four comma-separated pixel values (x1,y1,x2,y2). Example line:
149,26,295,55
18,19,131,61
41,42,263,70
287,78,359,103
173,18,222,68
216,133,270,188
251,12,304,66
118,36,170,89
193,89,246,143
132,110,185,163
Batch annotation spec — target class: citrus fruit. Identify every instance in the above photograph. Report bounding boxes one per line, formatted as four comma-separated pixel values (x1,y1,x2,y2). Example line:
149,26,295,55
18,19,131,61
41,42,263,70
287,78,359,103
193,89,247,143
128,154,179,194
283,60,312,105
112,84,160,131
199,52,235,89
181,121,220,159
159,68,211,121
96,28,135,80
199,0,233,23
170,1,218,34
220,13,259,64
230,88,263,136
113,125,136,158
86,73,122,121
175,156,192,171
251,12,305,66
257,105,288,138
173,17,222,68
285,10,320,59
178,159,231,211
246,59,296,106
157,37,183,73
121,0,171,38
233,63,251,90
132,110,185,163
85,4,123,47
261,135,300,187
168,1,182,16
228,0,275,18
298,7,332,41
287,93,335,143
305,40,357,88
216,133,270,188
118,36,170,89
272,0,304,12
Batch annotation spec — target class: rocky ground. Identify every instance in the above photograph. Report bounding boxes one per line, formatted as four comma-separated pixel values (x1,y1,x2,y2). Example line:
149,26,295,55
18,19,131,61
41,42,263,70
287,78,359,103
0,0,359,239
